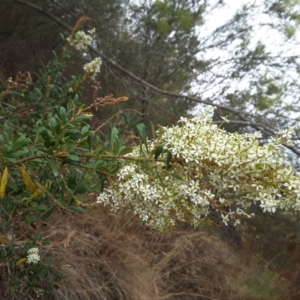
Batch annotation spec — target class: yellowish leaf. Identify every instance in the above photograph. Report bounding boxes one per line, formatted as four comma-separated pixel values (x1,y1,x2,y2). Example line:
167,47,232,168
76,108,83,116
0,234,7,245
30,188,43,199
0,167,8,199
44,180,51,190
21,165,37,194
16,258,27,266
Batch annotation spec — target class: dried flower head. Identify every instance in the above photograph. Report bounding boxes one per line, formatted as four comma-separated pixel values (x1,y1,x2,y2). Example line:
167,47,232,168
71,16,92,35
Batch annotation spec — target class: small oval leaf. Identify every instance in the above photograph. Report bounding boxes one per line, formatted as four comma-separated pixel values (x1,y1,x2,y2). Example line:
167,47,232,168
60,106,67,122
68,206,85,213
16,258,27,266
21,166,37,194
0,167,8,199
41,206,54,220
155,145,164,161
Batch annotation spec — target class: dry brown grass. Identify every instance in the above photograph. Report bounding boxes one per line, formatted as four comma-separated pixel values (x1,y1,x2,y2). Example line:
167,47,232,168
46,208,156,300
0,205,289,300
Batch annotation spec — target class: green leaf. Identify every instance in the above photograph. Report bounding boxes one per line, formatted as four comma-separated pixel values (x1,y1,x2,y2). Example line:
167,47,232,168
5,158,17,163
11,149,30,158
166,151,172,169
34,88,43,101
59,106,67,123
67,99,74,113
67,176,77,190
118,146,133,156
7,177,20,193
2,144,13,158
4,123,12,142
68,154,80,161
155,168,165,189
63,154,80,166
47,159,58,176
110,127,120,154
54,124,61,135
150,121,156,139
136,123,148,151
65,131,81,141
108,161,121,175
73,94,79,104
38,270,48,281
39,127,51,148
111,127,119,139
75,114,92,121
155,144,164,161
95,140,104,152
111,139,119,155
81,125,89,135
68,206,85,213
32,204,47,211
170,173,184,180
49,117,57,127
13,135,31,149
95,160,106,167
75,184,88,194
157,125,164,141
41,206,54,220
136,123,146,142
96,172,106,192
96,165,110,173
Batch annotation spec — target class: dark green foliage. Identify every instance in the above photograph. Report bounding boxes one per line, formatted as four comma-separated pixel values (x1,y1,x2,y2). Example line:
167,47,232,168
0,38,131,297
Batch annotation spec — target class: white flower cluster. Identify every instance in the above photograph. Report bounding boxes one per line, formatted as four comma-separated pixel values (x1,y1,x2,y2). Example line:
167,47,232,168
67,29,102,80
67,28,95,51
97,108,300,230
26,247,40,264
83,57,102,80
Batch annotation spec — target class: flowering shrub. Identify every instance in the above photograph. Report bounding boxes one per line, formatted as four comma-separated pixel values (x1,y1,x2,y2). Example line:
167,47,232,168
97,112,300,230
1,18,300,297
0,22,109,296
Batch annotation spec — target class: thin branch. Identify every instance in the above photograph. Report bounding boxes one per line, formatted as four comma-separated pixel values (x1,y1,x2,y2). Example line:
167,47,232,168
213,120,274,133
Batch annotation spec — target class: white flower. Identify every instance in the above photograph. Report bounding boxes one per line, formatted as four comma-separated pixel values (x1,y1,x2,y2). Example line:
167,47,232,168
96,108,300,230
221,213,230,226
83,57,102,79
260,199,277,213
26,247,40,264
67,28,95,51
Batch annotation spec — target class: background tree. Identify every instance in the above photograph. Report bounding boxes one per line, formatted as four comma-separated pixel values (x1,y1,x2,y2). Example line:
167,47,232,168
2,0,299,152
0,0,206,131
201,1,300,136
